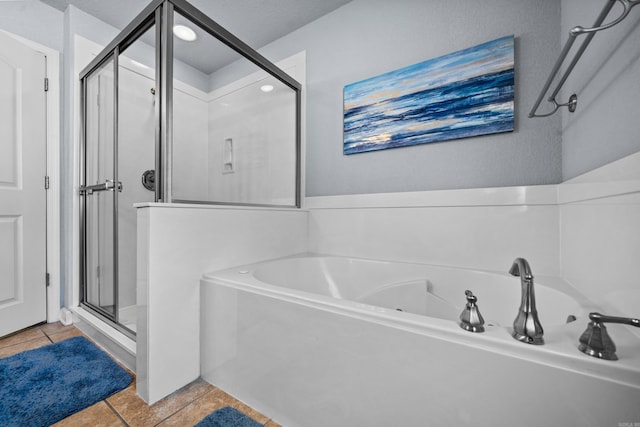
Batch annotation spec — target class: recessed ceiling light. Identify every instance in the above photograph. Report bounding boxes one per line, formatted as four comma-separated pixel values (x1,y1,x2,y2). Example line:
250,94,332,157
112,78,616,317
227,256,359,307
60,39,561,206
260,84,274,93
173,25,197,42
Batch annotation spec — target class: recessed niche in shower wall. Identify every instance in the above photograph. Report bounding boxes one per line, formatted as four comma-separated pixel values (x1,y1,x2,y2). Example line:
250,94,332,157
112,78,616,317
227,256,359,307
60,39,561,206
222,138,234,174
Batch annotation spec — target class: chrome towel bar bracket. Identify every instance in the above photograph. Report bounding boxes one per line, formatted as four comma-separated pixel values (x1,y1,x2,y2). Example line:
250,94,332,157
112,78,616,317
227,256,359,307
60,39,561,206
528,0,640,118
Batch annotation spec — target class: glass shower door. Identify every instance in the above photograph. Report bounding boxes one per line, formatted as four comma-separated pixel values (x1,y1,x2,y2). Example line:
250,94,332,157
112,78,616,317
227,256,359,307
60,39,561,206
116,27,157,332
82,57,118,320
80,23,157,337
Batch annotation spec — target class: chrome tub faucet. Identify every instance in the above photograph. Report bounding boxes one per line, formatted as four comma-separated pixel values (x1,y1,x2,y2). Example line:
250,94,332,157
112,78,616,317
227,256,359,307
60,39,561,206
459,290,485,333
509,258,544,345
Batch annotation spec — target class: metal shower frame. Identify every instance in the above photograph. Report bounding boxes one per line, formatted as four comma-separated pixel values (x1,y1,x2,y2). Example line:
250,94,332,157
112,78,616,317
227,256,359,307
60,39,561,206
78,0,302,334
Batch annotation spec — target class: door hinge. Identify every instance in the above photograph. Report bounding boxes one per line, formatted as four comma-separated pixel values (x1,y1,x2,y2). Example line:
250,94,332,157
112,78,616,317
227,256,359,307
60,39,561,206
44,175,50,190
44,77,49,92
46,272,50,287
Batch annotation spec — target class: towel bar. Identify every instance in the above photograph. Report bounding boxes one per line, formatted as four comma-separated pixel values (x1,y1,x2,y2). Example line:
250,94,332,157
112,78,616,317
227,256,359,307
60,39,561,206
528,0,639,118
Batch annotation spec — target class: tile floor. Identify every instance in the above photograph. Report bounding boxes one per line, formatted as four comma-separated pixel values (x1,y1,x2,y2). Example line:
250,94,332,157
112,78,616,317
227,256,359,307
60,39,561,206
0,322,281,427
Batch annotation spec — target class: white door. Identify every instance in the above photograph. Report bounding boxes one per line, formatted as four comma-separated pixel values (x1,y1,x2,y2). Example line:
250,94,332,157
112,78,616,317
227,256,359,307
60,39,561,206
0,32,47,337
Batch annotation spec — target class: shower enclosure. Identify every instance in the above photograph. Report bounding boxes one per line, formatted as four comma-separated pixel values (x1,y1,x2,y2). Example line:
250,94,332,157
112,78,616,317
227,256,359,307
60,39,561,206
79,0,301,337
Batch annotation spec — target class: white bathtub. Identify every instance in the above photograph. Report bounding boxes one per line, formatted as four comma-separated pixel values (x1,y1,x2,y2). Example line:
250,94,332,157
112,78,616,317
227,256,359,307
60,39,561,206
201,254,640,427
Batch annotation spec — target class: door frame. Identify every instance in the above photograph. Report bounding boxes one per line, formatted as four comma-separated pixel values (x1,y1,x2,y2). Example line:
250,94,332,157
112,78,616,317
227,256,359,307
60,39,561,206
1,31,61,324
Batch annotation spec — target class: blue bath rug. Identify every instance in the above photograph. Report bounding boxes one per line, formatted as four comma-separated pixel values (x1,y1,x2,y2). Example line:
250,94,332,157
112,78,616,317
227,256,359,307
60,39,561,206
0,335,132,426
195,406,262,427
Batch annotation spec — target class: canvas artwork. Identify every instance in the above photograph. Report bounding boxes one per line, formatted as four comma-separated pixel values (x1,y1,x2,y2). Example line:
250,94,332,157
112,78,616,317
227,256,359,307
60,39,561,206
343,35,515,155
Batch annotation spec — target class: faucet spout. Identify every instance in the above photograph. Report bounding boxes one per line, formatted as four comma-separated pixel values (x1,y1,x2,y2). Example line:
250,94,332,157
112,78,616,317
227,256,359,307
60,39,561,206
509,258,544,345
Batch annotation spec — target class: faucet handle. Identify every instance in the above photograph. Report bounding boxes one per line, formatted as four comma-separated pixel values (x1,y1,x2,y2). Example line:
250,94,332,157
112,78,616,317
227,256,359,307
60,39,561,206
587,312,640,327
464,289,477,304
459,290,485,333
578,312,640,360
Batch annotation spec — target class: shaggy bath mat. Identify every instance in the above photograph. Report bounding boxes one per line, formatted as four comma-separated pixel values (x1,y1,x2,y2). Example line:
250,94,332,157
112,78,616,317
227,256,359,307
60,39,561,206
195,406,263,427
0,336,132,426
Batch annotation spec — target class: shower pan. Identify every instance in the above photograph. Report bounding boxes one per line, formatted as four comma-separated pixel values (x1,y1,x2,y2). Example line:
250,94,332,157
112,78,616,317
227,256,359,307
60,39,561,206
78,0,301,337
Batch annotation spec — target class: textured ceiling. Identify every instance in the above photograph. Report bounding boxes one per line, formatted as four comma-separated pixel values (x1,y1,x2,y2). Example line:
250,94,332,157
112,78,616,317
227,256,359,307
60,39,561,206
40,0,351,75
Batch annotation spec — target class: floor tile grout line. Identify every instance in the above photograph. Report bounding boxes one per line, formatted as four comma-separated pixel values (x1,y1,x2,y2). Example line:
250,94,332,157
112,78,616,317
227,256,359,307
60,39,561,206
38,326,54,344
0,336,52,352
105,398,131,427
1,338,30,349
0,321,46,343
0,328,48,349
151,387,214,427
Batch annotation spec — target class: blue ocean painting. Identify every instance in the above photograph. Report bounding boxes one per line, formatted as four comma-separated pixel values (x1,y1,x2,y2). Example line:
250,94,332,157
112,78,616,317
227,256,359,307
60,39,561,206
343,36,514,154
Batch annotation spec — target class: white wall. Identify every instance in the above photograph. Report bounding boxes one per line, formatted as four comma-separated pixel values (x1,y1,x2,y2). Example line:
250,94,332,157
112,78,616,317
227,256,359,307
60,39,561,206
307,187,560,276
560,152,640,337
558,0,640,335
136,204,308,404
560,0,640,180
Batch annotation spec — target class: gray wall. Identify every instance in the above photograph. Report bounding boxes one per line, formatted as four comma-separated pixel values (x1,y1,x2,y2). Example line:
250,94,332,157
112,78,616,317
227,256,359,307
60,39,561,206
560,0,640,180
258,0,563,196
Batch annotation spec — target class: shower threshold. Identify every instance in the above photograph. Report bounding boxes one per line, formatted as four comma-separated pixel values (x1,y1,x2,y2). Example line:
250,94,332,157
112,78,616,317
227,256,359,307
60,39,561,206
119,305,137,333
72,306,137,371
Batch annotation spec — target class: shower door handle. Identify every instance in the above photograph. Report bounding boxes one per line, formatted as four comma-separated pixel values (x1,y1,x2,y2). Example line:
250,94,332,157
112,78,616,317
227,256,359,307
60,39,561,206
80,179,123,195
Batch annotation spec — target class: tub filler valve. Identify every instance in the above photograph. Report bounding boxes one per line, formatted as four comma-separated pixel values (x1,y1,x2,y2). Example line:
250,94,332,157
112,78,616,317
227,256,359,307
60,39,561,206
509,258,544,345
459,290,485,333
578,312,640,361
